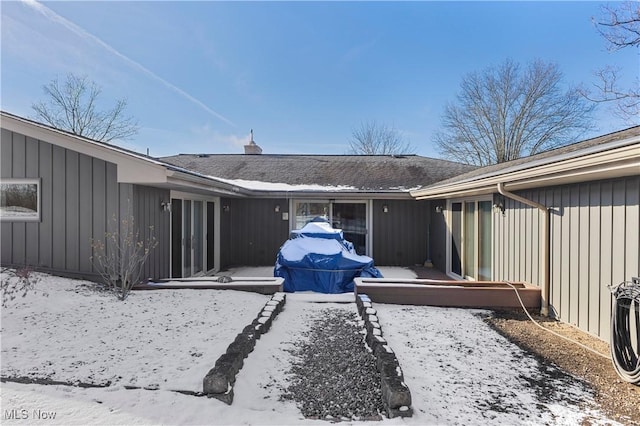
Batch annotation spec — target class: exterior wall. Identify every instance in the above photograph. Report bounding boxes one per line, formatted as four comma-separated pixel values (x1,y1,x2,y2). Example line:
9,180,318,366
493,176,640,341
430,200,447,272
219,197,290,268
132,185,171,280
372,199,431,266
0,128,170,281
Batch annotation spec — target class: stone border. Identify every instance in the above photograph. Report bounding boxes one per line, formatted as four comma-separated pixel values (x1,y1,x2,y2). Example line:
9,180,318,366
203,292,286,404
356,293,413,418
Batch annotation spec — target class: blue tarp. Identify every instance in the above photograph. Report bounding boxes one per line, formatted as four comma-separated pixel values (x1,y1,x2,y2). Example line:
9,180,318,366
274,220,383,293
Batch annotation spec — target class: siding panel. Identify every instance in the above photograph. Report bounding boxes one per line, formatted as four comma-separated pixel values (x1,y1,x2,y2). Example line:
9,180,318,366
220,198,289,268
65,151,80,271
38,142,53,267
78,154,93,272
599,181,614,341
51,145,66,270
25,138,40,266
588,183,601,336
496,177,637,341
578,184,590,330
11,134,26,264
373,200,430,266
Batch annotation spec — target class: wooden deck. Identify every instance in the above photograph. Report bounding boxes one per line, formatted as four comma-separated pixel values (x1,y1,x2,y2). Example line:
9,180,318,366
355,277,541,309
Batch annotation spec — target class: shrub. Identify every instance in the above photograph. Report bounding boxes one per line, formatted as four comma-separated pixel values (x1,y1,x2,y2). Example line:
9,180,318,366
91,205,157,301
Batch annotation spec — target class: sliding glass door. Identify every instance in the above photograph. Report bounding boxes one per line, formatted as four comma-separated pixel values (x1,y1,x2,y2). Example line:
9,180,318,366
449,199,492,280
293,200,369,255
171,197,215,278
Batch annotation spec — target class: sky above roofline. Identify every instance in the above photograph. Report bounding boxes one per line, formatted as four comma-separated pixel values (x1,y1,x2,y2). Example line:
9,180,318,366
2,1,637,158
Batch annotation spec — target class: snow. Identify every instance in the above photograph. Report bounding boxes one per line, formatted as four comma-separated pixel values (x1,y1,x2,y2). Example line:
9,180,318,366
0,270,619,425
208,176,358,192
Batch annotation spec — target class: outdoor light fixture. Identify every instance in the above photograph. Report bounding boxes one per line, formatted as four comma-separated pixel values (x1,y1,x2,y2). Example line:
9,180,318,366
274,204,280,213
435,205,444,213
383,205,389,213
161,201,171,212
223,205,230,213
493,194,506,215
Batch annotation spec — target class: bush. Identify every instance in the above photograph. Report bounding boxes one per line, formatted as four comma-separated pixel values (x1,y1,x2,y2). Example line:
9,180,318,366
1,266,44,307
91,206,157,301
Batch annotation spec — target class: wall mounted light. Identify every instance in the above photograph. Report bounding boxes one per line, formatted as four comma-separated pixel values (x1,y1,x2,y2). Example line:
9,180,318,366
223,205,230,213
493,194,506,215
161,201,171,212
382,204,389,213
435,205,444,213
274,204,280,213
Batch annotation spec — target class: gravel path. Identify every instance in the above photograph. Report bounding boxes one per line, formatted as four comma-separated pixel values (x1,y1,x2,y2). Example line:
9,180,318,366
280,307,384,421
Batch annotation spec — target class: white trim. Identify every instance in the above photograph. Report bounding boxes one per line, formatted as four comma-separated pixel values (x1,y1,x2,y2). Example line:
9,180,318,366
411,139,640,200
0,178,41,222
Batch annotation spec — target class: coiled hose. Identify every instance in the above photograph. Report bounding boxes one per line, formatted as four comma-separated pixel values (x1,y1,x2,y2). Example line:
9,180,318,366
609,280,640,385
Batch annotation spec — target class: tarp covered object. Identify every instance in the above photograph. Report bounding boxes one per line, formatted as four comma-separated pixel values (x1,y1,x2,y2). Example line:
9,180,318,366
275,220,382,293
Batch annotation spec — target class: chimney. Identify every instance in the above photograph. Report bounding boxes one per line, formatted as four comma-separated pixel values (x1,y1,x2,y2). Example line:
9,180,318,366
244,129,262,155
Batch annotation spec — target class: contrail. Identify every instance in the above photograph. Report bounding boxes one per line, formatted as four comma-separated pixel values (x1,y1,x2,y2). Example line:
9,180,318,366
22,0,235,127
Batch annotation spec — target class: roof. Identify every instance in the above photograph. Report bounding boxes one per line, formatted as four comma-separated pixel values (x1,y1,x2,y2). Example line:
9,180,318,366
411,126,640,199
0,111,244,196
160,154,477,193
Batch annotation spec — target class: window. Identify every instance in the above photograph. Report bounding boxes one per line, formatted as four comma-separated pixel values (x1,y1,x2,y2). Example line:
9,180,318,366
0,179,40,221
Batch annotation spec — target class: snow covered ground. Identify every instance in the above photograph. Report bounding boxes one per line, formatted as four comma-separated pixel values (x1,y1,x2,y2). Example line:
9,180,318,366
0,269,618,425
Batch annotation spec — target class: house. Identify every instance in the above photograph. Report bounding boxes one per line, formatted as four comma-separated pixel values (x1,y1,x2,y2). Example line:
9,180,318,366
2,110,637,341
410,126,640,341
0,111,474,281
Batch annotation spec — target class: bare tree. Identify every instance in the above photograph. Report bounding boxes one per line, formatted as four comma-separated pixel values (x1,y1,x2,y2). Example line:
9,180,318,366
32,73,139,142
91,203,157,301
436,59,595,166
347,121,415,155
581,2,640,123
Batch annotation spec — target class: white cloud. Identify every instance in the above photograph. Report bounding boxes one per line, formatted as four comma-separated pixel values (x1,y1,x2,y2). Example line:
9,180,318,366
19,0,235,127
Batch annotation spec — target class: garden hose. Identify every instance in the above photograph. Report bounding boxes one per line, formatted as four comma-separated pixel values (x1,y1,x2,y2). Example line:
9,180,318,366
609,280,640,385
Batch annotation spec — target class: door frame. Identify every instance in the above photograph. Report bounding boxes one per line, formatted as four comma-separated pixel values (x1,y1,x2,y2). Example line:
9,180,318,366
169,191,220,278
445,197,493,281
289,199,372,255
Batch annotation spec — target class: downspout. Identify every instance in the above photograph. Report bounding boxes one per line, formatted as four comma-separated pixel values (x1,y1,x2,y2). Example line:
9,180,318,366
497,182,551,316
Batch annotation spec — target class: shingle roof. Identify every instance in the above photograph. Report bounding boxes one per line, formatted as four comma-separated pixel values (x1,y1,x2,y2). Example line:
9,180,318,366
426,126,640,188
160,154,477,192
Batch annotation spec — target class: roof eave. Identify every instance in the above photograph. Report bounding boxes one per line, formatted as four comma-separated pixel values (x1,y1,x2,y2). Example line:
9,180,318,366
411,139,640,200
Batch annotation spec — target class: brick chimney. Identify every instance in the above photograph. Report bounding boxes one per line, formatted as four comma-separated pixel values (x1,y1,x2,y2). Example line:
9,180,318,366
244,129,262,155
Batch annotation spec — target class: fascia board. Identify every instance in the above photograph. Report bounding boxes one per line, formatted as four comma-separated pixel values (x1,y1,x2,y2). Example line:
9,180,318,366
2,113,168,184
412,142,639,199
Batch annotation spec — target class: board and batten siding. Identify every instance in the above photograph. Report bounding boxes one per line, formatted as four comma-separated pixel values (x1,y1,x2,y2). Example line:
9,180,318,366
372,199,431,266
1,128,170,281
219,197,290,268
493,176,640,341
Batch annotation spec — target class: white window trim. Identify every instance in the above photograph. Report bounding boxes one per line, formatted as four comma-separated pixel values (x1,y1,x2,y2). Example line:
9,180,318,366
0,178,41,222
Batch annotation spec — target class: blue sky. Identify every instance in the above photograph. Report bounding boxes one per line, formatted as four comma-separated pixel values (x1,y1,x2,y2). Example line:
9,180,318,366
1,1,637,157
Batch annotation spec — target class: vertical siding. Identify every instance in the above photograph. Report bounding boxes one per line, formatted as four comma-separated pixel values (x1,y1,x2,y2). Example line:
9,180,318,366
132,185,170,280
219,198,289,268
0,130,13,264
430,200,447,272
372,199,431,266
1,129,163,281
495,176,640,341
78,154,93,272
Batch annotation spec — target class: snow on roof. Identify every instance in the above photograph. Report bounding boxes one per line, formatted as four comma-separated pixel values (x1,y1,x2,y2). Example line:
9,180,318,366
208,176,358,192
